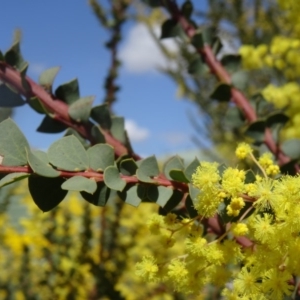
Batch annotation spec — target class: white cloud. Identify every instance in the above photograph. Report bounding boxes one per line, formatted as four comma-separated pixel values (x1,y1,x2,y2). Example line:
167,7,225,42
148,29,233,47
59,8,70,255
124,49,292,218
161,131,188,146
120,23,178,73
125,119,150,142
29,62,47,76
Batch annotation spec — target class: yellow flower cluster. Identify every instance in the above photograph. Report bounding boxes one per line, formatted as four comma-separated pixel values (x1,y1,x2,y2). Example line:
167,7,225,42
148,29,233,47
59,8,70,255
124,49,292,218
240,36,300,79
137,143,300,299
0,184,190,300
262,82,300,139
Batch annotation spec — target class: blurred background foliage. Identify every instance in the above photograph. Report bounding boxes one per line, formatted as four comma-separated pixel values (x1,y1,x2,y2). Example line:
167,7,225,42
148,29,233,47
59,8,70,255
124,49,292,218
1,0,300,299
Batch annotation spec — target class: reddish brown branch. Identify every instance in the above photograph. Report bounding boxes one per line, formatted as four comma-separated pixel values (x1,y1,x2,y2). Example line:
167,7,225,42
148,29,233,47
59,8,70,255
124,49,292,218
0,62,140,160
0,165,188,193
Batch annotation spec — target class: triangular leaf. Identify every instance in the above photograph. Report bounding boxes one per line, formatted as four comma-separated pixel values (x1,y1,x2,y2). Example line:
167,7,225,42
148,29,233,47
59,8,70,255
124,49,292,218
184,157,200,182
62,176,97,194
0,118,30,166
163,156,184,180
125,185,147,207
120,159,138,176
266,113,289,128
181,0,193,19
90,104,112,129
147,185,173,207
282,139,300,160
37,115,67,133
68,96,94,123
141,0,162,7
55,78,80,105
0,172,29,188
185,194,198,218
161,19,179,39
87,144,114,171
26,148,60,178
136,155,159,183
159,190,183,214
39,66,60,88
81,183,110,206
91,125,106,143
0,84,25,107
210,83,231,102
104,166,126,191
169,169,189,183
244,121,266,143
28,176,67,212
28,97,48,114
221,54,241,74
48,135,89,171
231,70,249,91
191,33,204,48
111,116,126,143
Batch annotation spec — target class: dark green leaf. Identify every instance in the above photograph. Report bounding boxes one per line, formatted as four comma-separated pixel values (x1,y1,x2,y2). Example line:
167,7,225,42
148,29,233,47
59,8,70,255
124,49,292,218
0,51,4,61
68,96,94,123
282,139,300,160
28,176,67,212
188,183,200,201
212,37,223,56
141,0,162,7
62,176,97,194
0,118,30,166
224,106,245,129
81,183,110,206
245,170,256,184
136,155,159,183
0,84,25,107
104,166,126,191
87,144,114,171
111,116,126,143
147,185,173,207
0,108,12,122
252,93,275,117
231,70,249,91
181,0,193,19
210,83,231,102
244,121,266,143
160,190,183,213
169,169,189,183
163,156,184,179
184,157,200,181
26,148,60,178
55,78,80,105
37,115,67,133
120,159,138,176
191,33,204,49
91,104,112,129
124,185,147,207
48,135,89,171
202,26,217,46
91,125,105,143
221,54,241,74
185,194,198,218
39,67,60,88
280,160,298,176
188,58,208,76
28,97,47,114
161,19,179,39
4,41,27,70
0,172,29,188
266,113,289,128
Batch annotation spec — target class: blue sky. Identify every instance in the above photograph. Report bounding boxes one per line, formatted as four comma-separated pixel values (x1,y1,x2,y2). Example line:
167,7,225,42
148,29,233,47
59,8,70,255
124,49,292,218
0,0,209,157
